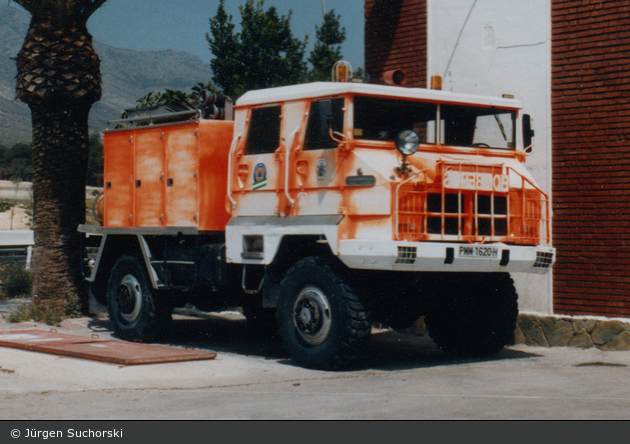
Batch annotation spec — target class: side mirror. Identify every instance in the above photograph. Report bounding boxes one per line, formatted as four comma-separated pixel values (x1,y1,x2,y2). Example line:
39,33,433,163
523,114,535,154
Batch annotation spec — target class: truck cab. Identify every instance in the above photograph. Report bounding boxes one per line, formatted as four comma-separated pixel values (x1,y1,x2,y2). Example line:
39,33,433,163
227,82,552,277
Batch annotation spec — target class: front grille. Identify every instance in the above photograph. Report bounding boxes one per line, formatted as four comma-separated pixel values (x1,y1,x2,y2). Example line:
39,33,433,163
533,251,554,269
425,193,508,237
395,246,417,264
396,162,551,245
398,190,510,240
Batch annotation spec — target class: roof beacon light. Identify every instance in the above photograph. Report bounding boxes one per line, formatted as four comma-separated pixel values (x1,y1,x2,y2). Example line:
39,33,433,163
431,75,442,90
333,61,352,83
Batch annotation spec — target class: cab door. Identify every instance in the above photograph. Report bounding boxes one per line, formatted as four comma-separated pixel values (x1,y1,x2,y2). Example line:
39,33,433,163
291,98,347,216
232,105,284,217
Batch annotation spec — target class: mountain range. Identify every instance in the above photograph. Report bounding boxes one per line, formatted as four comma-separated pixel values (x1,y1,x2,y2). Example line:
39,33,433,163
0,5,213,145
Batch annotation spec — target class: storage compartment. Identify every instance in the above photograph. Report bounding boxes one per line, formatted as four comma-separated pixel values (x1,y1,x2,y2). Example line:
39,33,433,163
103,120,234,231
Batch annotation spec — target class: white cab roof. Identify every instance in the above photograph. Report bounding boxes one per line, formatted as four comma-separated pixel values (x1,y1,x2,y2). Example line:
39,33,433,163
236,82,522,109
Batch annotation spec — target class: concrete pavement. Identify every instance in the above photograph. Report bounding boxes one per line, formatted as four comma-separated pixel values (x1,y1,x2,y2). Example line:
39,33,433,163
1,311,630,419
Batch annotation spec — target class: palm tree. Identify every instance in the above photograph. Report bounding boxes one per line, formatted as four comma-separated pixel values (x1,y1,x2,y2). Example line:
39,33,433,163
12,0,108,316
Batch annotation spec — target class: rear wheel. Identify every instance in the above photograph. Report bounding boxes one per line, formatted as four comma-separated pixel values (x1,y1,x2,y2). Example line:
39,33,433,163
276,257,371,370
107,255,173,342
425,273,518,357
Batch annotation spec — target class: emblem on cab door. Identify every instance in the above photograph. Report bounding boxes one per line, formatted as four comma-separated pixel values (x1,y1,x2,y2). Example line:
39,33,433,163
253,163,268,190
317,158,327,181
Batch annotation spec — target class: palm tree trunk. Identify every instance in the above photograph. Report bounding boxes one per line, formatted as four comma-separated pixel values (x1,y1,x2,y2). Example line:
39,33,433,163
14,6,105,316
29,102,90,314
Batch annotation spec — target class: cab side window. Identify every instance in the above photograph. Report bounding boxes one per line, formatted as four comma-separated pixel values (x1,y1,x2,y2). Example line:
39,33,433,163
246,106,282,155
305,98,345,150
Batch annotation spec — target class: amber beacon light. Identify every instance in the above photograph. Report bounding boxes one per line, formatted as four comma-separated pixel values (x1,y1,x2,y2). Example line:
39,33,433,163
333,61,352,83
431,75,443,90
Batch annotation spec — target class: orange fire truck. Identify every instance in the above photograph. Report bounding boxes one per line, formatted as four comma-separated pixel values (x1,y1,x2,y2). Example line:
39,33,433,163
79,71,555,370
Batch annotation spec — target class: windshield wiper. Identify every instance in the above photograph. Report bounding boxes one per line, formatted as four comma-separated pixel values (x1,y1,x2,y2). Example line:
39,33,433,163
493,110,508,142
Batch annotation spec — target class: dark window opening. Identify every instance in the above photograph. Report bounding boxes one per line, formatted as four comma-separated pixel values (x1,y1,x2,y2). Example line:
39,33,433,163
354,96,437,143
246,106,282,155
305,98,345,150
441,105,515,150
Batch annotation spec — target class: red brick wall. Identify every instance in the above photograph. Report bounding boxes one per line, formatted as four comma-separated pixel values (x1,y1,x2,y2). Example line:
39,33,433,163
365,0,427,87
552,1,630,317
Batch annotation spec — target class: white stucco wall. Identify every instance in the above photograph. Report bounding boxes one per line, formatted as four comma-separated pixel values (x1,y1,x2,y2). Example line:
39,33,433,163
427,0,553,314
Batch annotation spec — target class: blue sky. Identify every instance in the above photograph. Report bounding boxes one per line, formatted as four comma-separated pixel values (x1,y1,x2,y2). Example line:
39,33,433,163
86,0,365,71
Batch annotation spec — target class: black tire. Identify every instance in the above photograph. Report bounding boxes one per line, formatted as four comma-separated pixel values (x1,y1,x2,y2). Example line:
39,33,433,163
276,257,371,370
106,255,173,342
425,273,518,357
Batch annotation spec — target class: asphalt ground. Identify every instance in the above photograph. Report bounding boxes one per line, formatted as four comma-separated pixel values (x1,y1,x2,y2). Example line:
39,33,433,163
1,308,630,420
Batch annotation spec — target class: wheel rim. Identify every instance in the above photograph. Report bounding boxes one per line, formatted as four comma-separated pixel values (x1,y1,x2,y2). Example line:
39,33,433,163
116,274,142,323
293,286,332,346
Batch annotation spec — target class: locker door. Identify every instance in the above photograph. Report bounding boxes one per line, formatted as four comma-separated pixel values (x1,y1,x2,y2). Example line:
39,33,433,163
165,124,199,227
134,128,166,227
103,131,134,228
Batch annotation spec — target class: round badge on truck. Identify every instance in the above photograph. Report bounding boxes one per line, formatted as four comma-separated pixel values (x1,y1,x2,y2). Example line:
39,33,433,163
316,158,327,180
253,163,268,190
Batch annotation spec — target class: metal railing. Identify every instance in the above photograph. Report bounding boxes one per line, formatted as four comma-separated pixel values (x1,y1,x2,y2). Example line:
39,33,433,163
107,110,202,130
395,161,551,246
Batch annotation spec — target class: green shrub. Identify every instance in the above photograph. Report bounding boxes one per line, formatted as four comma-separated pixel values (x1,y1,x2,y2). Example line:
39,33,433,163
6,302,61,326
64,298,83,319
0,263,32,298
0,200,13,213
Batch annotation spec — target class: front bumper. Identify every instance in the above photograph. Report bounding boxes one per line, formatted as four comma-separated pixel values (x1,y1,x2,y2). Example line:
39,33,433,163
337,240,555,274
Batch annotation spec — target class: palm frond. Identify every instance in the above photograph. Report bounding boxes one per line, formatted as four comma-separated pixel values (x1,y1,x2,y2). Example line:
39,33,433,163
11,0,108,24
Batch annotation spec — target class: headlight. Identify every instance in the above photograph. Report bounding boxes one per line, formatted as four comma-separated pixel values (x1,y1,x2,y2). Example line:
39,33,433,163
395,130,420,156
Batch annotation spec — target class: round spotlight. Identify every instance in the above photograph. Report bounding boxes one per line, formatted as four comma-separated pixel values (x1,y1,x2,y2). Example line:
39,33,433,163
395,130,420,156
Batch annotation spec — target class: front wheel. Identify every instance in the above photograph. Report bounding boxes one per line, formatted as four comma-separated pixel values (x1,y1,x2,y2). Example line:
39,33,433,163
276,257,371,370
106,255,172,342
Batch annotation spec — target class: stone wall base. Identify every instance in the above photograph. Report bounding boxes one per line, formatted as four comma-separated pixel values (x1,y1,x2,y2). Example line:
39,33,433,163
402,313,630,352
513,313,630,351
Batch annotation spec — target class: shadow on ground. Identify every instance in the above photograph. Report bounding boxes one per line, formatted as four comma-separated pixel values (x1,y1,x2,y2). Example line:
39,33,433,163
85,309,541,372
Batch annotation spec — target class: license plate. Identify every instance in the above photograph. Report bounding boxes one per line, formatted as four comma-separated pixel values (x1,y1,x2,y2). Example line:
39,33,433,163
458,246,499,258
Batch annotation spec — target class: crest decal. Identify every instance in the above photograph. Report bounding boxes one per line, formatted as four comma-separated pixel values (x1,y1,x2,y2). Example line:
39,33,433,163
317,158,327,181
253,163,268,190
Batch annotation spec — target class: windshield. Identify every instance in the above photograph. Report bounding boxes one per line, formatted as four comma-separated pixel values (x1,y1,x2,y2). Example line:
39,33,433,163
441,105,515,150
352,96,516,150
354,96,437,144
